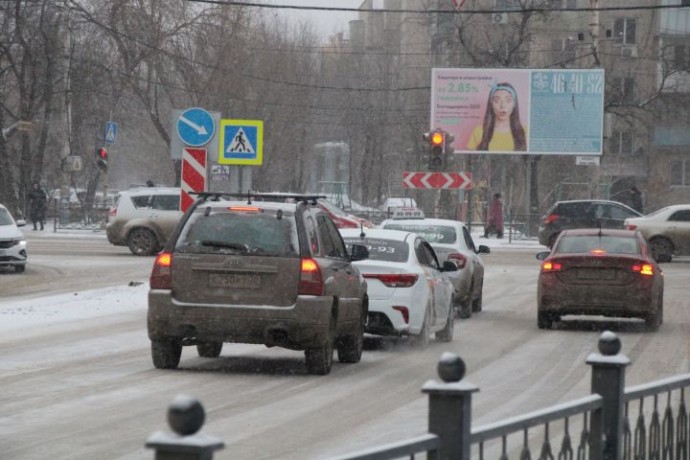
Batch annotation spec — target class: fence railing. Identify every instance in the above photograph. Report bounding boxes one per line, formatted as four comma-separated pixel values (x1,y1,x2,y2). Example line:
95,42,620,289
145,331,690,460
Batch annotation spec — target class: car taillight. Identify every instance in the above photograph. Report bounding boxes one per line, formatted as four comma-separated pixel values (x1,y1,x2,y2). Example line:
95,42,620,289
541,261,562,272
447,253,467,269
363,273,418,288
150,252,173,289
632,264,654,276
543,214,559,224
108,206,117,217
392,306,409,323
626,224,637,230
299,258,324,296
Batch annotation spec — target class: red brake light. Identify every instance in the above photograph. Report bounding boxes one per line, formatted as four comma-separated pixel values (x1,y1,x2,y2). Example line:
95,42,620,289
591,249,606,255
542,261,562,272
150,252,173,289
447,253,467,269
392,306,409,323
228,206,261,212
363,273,418,288
299,258,323,296
626,224,637,230
544,214,559,224
632,264,654,276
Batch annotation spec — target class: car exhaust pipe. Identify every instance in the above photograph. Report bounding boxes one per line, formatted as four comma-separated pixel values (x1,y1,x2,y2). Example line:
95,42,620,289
265,326,289,345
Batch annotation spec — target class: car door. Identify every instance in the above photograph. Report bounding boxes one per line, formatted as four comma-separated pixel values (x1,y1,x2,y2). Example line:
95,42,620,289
462,225,484,283
149,193,183,241
415,239,451,328
605,203,641,229
667,209,690,254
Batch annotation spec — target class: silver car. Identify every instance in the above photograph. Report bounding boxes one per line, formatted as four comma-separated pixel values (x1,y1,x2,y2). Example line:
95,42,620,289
379,217,490,319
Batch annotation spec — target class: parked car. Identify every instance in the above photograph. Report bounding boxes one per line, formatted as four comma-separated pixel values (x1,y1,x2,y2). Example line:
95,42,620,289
380,197,418,212
147,192,370,375
106,186,182,256
0,204,27,273
317,198,374,229
624,204,690,263
379,216,490,319
538,200,642,248
536,228,664,331
339,227,457,345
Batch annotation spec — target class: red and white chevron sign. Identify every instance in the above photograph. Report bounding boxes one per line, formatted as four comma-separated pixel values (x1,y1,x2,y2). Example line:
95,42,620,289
402,171,472,190
181,147,207,212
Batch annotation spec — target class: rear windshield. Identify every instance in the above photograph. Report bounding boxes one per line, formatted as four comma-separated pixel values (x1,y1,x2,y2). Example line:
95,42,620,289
555,235,640,255
382,223,457,244
176,209,299,256
342,237,409,263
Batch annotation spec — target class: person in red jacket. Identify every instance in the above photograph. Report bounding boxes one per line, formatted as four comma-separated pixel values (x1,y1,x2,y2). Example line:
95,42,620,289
484,193,504,239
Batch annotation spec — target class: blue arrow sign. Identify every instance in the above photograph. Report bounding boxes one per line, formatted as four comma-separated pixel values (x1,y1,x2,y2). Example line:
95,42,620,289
177,107,215,147
104,122,118,145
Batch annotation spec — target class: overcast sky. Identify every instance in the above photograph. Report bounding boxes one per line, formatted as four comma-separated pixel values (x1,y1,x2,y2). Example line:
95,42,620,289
271,0,362,39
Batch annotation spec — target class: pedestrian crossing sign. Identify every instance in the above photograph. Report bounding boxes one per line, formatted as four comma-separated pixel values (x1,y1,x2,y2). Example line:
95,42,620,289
218,119,264,165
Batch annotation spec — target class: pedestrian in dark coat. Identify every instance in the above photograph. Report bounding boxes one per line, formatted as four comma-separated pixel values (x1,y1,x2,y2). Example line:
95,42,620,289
629,186,643,214
484,193,504,239
28,181,47,230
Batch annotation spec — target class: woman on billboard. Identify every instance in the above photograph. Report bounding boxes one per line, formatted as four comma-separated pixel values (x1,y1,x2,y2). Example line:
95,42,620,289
467,82,527,151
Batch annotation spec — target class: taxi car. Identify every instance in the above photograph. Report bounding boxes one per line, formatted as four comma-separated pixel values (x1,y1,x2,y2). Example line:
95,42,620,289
624,204,690,262
147,192,370,375
379,210,489,319
536,228,664,331
0,204,27,273
340,227,457,345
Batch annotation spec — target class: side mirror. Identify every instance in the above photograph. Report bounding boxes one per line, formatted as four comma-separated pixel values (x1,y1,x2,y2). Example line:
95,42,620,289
477,245,490,254
442,261,458,272
350,244,369,262
536,251,550,261
16,219,26,227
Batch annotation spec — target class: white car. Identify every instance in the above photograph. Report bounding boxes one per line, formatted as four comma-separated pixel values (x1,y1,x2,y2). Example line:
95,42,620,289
379,217,490,319
0,204,28,273
624,204,690,262
340,228,457,345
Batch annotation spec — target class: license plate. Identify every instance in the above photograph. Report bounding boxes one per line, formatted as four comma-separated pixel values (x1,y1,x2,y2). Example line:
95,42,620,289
578,269,615,280
208,273,261,289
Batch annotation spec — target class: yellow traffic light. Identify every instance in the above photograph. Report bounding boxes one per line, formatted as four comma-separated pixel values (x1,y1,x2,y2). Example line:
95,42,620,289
431,132,444,146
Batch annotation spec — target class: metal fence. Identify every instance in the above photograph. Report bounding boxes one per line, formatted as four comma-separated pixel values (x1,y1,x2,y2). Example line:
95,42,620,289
48,198,109,231
145,331,690,460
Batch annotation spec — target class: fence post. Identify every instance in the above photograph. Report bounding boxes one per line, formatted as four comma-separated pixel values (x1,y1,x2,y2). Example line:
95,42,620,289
422,352,478,460
586,331,630,460
146,395,224,460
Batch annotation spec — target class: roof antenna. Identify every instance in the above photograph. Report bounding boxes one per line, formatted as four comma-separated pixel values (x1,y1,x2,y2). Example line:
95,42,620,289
359,221,365,239
246,189,252,205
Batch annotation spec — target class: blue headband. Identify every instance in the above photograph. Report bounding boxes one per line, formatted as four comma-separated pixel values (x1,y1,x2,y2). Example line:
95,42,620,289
489,84,516,100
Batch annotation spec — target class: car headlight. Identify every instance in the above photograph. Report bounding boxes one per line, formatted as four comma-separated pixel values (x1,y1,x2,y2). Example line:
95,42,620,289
14,239,27,248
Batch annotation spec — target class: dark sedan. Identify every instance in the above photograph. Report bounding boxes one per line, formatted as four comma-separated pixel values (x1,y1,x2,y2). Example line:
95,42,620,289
536,229,664,331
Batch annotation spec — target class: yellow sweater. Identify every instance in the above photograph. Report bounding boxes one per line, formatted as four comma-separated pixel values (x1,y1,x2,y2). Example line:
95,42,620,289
467,125,527,151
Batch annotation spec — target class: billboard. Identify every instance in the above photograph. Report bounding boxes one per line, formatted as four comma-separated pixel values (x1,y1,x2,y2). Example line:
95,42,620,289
431,68,605,155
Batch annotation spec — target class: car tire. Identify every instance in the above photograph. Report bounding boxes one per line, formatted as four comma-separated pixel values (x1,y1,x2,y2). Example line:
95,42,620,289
458,298,472,319
649,237,673,263
411,305,431,348
337,304,365,364
471,280,483,313
305,316,335,375
197,341,223,358
127,227,159,256
436,298,455,342
14,264,25,273
537,311,554,330
645,308,662,331
151,339,182,369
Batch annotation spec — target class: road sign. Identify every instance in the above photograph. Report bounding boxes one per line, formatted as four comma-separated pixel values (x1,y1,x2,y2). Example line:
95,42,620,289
104,122,118,145
177,108,215,147
181,148,207,212
218,119,264,165
402,171,472,190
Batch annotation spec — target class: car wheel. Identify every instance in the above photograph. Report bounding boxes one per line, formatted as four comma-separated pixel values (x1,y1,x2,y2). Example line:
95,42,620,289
411,305,431,348
197,341,223,358
458,298,472,319
649,237,673,263
435,298,455,342
337,304,365,363
471,280,483,313
537,311,553,330
151,339,182,369
127,227,159,256
14,264,25,273
305,316,335,375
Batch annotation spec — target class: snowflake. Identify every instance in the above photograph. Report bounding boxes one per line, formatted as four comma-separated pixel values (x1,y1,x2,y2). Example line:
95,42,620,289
532,73,550,90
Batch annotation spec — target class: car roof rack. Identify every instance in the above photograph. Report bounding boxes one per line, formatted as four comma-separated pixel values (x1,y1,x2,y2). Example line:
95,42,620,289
190,191,326,205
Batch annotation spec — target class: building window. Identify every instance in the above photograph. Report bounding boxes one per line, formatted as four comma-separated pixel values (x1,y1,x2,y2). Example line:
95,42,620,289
613,18,636,45
611,77,635,103
609,131,633,154
550,39,577,65
671,160,690,186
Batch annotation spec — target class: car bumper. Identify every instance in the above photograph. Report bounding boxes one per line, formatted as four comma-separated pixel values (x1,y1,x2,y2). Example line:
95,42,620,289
365,298,416,336
147,290,335,350
538,283,655,317
0,246,27,266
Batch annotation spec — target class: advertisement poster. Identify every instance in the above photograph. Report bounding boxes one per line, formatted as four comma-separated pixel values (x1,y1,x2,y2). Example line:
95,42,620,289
431,68,605,155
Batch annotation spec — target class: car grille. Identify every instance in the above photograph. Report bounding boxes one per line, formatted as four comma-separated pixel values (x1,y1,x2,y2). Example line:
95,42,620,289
0,240,17,249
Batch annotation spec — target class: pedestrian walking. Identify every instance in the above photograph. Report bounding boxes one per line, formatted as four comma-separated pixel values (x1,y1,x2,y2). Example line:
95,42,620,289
629,186,643,214
28,181,47,231
484,193,504,239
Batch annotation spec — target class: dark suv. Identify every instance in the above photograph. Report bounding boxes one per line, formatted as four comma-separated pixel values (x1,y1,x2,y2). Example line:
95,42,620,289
538,200,642,248
147,193,370,375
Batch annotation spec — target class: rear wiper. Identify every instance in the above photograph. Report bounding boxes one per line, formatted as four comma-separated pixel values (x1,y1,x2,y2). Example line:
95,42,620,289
200,241,249,252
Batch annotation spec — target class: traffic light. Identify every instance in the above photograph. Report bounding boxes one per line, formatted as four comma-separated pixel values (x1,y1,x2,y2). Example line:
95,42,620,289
423,129,445,171
95,147,108,172
444,132,455,168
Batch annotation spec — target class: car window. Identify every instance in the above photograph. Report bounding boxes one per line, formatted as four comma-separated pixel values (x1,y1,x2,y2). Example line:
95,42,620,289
422,242,440,270
555,235,640,255
305,215,320,255
316,215,339,257
462,226,476,252
131,195,151,208
669,210,690,222
609,204,637,220
151,194,180,211
0,208,12,225
324,217,347,259
383,223,457,244
559,203,591,218
175,210,298,256
342,237,409,262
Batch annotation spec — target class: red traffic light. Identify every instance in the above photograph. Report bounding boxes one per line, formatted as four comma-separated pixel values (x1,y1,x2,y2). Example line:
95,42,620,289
98,148,107,159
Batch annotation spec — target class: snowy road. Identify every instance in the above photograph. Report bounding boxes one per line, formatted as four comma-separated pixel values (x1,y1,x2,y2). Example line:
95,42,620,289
1,233,689,459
